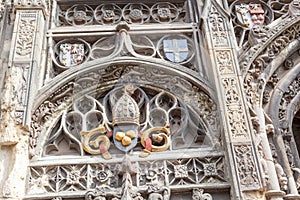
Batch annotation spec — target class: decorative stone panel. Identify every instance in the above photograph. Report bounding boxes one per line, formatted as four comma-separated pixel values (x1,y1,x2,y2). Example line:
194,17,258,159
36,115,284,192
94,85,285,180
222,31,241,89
204,2,262,195
27,154,227,199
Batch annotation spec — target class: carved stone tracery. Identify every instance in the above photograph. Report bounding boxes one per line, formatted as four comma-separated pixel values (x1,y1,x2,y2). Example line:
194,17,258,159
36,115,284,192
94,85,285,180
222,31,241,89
57,2,187,26
41,85,214,158
8,0,282,199
207,1,262,195
51,31,198,76
27,155,225,198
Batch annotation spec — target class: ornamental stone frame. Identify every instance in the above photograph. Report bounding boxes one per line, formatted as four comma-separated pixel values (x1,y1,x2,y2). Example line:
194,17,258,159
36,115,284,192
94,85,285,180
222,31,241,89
1,0,300,200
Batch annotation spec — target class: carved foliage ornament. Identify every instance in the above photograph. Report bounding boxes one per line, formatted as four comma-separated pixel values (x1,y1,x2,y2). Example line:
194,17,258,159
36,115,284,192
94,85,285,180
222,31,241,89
30,82,74,155
216,50,234,74
234,145,260,190
208,5,229,47
242,20,300,108
192,188,213,200
16,17,36,56
94,4,122,25
279,74,300,121
64,4,93,26
123,3,150,24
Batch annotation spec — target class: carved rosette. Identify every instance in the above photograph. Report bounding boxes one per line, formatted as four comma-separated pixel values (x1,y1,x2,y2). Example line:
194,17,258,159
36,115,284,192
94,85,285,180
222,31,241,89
57,1,187,26
27,155,226,197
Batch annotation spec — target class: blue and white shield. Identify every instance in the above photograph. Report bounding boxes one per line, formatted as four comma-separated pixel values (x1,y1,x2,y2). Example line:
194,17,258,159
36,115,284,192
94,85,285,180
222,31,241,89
113,124,138,152
163,39,189,63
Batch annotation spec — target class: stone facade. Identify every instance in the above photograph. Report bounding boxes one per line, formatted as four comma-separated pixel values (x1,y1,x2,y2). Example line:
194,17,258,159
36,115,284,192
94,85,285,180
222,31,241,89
0,0,300,199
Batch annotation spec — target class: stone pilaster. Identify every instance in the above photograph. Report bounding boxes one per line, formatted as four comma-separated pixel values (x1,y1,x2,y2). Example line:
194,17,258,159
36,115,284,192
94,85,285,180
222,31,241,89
0,0,47,198
202,1,263,199
0,2,46,143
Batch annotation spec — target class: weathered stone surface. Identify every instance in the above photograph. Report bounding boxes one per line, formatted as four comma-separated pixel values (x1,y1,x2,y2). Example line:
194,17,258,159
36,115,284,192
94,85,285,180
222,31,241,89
0,0,300,199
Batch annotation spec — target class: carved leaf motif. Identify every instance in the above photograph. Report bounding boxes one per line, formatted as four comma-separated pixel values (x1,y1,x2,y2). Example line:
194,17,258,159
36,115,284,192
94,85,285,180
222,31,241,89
16,18,36,56
192,188,213,200
216,51,234,74
234,145,260,190
208,6,229,47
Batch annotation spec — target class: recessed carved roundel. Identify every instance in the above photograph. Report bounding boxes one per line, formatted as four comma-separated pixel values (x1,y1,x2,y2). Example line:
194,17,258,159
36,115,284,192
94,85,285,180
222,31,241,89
157,34,194,64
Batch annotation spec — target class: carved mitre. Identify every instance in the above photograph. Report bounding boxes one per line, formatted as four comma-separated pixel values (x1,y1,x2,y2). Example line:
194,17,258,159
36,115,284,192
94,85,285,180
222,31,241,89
112,87,140,152
112,92,139,126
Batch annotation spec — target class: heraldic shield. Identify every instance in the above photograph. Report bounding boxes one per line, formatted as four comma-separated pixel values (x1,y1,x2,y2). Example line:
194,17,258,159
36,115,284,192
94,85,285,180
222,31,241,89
59,43,84,67
163,39,188,63
235,3,265,28
112,90,140,152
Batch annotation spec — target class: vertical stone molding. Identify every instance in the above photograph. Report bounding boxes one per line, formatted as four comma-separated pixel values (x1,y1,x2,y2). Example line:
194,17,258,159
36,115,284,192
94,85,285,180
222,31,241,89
203,1,262,198
0,4,46,199
9,9,44,126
